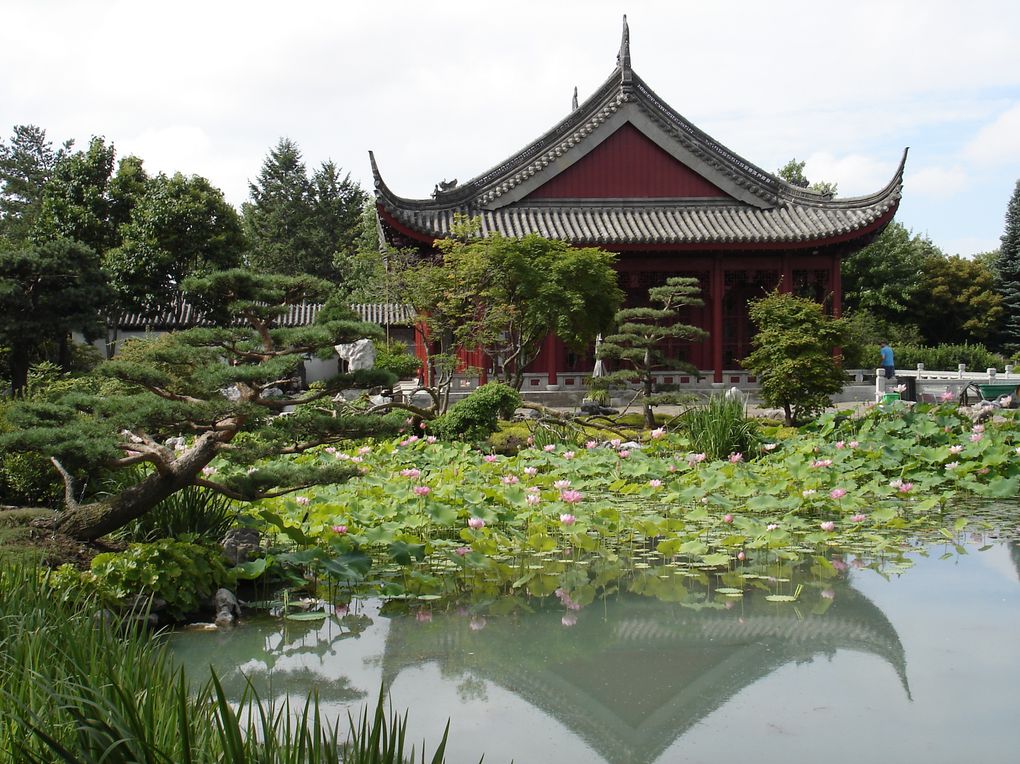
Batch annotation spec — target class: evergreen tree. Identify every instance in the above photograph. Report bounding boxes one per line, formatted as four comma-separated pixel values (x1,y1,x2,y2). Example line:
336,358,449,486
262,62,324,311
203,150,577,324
243,139,367,282
997,179,1020,353
0,238,109,393
0,125,72,245
841,222,926,327
596,276,707,428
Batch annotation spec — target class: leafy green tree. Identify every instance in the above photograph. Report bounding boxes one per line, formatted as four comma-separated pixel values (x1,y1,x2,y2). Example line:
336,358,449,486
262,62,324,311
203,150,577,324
910,246,1004,346
596,276,707,428
0,269,401,540
996,179,1020,353
406,221,623,391
0,238,109,393
0,125,72,244
743,290,849,426
776,158,837,196
104,172,246,319
243,139,366,282
841,222,925,327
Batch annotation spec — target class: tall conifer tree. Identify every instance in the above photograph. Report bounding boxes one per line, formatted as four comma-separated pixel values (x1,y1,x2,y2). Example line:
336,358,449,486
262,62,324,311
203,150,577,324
997,179,1020,352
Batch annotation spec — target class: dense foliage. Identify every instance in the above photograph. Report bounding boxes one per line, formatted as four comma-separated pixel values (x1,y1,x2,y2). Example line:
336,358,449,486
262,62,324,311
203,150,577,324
997,179,1020,353
742,291,849,425
429,382,522,442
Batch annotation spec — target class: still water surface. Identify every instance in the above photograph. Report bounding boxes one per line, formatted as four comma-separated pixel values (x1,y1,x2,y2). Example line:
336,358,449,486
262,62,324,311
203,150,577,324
170,538,1020,763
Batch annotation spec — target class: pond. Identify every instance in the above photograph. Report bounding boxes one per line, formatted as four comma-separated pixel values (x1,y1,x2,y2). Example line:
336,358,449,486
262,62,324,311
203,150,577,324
169,531,1020,763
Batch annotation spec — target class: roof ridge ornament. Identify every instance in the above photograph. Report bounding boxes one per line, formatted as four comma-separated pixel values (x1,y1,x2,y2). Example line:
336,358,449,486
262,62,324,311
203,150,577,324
617,15,632,89
571,86,579,111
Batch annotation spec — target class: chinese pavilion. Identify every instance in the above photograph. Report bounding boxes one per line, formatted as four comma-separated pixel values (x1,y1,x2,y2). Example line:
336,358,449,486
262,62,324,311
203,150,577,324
371,17,906,385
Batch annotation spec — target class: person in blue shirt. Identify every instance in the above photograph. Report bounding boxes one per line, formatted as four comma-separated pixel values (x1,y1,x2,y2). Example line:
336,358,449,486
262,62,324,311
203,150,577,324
879,341,895,379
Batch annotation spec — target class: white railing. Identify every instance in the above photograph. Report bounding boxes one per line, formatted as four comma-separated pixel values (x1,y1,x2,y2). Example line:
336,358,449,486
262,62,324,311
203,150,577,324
874,364,1018,402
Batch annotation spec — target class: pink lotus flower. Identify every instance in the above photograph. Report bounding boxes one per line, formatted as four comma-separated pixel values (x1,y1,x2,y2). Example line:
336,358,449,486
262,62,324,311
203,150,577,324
949,445,964,454
295,495,310,505
559,513,577,525
543,444,556,452
560,490,583,504
835,440,845,449
419,420,428,430
650,427,666,439
554,479,571,489
413,486,431,496
820,520,836,532
850,513,867,523
802,489,817,497
526,494,541,505
687,452,707,465
667,463,677,472
946,461,960,470
524,466,538,476
939,390,956,402
898,482,913,493
358,446,372,455
829,488,847,499
336,452,350,460
973,424,985,433
526,436,534,445
405,436,420,445
426,435,437,444
350,456,363,463
501,475,519,485
889,478,903,488
737,551,746,561
563,451,575,460
848,440,860,449
454,546,471,556
400,468,421,478
723,513,734,524
648,479,662,488
467,516,485,529
324,447,337,454
526,485,540,494
610,438,622,448
618,450,630,458
762,442,778,451
970,432,984,443
812,459,833,468
202,466,217,476
484,454,498,463
332,524,348,535
729,452,743,463
766,523,779,531
585,440,598,449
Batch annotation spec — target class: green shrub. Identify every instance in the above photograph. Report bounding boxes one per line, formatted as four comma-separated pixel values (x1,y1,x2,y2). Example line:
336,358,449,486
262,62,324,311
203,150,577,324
430,382,522,442
892,342,1010,371
89,539,234,620
118,485,239,543
373,341,421,380
679,395,759,460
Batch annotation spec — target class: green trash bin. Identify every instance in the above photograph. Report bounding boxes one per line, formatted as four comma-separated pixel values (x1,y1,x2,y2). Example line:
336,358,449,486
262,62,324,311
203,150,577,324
880,392,900,404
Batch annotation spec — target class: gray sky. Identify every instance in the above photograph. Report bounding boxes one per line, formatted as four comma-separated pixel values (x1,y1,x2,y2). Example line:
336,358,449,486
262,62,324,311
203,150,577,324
3,0,1019,256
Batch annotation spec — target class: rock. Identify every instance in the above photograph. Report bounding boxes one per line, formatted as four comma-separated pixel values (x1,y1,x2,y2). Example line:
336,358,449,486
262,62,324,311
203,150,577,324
222,528,261,565
335,338,376,371
213,587,242,628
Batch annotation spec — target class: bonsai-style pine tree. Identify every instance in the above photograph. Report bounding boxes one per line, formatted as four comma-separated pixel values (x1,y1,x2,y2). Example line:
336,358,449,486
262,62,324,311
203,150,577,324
596,276,707,428
0,269,401,541
742,290,849,426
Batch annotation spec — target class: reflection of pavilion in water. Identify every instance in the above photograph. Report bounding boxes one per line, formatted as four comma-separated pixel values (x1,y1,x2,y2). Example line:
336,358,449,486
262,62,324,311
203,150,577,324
380,581,910,764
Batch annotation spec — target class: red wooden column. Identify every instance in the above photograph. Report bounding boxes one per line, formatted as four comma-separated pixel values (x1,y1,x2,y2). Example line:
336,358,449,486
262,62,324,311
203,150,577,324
543,333,558,386
711,254,724,383
831,253,843,317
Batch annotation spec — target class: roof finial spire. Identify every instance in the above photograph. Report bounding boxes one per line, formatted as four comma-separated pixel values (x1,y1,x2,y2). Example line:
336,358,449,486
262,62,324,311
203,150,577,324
571,85,578,111
617,14,632,87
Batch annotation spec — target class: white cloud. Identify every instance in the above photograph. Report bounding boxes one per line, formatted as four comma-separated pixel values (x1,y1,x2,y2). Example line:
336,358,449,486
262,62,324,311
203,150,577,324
801,153,899,197
964,104,1020,164
905,165,970,199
